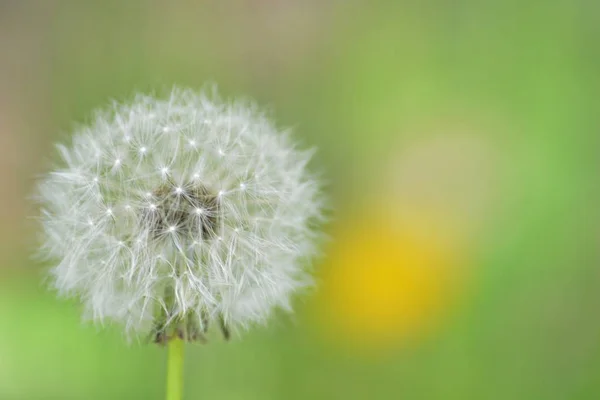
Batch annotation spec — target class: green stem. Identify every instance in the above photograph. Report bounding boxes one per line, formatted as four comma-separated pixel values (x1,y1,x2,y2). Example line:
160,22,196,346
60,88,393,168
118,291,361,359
166,337,184,400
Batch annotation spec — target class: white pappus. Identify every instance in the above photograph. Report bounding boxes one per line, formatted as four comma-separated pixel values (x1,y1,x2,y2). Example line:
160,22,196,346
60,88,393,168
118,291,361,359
36,86,325,342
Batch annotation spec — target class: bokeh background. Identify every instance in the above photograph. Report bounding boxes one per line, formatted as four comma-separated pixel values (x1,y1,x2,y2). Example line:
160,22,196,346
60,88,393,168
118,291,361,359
1,1,599,399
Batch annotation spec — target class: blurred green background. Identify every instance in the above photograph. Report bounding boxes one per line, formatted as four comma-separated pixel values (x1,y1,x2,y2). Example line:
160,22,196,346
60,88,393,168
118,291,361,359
1,1,599,399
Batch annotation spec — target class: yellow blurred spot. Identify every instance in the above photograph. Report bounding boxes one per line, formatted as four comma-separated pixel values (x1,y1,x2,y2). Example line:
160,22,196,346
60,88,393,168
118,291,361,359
315,206,468,351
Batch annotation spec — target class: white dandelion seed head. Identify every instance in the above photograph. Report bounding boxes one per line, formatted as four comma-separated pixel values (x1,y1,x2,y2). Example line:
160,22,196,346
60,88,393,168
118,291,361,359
36,86,325,341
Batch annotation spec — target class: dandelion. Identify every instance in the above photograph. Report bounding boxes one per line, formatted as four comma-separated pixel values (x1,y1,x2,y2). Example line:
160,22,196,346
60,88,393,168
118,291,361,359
315,207,466,355
36,86,325,399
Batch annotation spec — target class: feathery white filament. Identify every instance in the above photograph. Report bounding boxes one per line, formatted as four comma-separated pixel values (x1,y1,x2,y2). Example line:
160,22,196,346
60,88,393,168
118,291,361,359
37,87,324,339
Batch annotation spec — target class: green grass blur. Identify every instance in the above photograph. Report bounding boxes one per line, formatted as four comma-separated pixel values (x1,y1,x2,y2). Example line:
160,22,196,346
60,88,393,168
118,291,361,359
1,1,599,399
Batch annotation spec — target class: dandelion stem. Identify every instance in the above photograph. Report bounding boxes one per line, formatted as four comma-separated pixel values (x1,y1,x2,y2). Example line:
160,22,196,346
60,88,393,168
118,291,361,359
166,337,184,400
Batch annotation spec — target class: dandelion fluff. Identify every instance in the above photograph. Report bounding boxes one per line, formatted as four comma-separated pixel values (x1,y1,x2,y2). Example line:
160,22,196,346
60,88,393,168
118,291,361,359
37,87,324,342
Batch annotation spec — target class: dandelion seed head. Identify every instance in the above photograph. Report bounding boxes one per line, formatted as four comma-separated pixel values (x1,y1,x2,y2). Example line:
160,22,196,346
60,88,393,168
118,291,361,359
36,86,325,341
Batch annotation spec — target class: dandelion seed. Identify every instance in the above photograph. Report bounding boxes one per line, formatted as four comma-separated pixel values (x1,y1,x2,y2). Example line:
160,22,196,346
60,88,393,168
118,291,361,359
35,86,325,344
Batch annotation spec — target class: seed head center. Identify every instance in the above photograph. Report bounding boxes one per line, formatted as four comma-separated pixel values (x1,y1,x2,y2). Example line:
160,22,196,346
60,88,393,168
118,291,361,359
144,183,219,240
